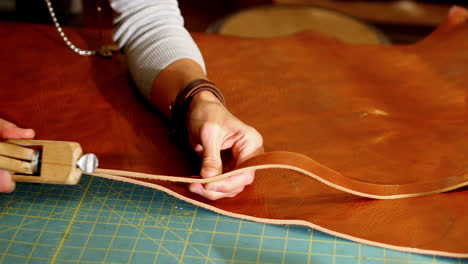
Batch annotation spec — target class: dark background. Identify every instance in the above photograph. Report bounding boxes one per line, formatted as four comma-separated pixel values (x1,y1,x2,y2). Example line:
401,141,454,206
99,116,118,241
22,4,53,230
1,0,467,43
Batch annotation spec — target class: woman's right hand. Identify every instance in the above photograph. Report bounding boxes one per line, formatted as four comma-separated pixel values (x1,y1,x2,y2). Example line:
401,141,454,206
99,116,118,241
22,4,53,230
0,118,35,193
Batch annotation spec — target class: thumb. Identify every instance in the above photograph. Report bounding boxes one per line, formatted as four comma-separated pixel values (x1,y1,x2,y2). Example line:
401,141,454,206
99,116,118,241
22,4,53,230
199,125,223,178
0,119,35,139
2,127,35,139
0,170,16,193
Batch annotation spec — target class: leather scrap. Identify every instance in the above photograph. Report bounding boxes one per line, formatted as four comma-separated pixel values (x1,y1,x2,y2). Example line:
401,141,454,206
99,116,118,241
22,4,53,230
0,6,467,257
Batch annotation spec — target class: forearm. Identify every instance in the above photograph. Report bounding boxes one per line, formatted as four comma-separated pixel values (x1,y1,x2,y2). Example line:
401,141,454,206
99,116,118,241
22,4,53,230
110,0,207,113
109,0,261,201
151,58,207,117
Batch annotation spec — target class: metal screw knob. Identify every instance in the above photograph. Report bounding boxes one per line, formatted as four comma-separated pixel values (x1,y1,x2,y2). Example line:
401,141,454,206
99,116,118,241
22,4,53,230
77,154,99,173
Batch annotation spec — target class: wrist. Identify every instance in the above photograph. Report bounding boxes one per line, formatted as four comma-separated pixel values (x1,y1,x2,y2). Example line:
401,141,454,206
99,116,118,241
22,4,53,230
151,59,206,117
191,91,224,107
170,79,226,139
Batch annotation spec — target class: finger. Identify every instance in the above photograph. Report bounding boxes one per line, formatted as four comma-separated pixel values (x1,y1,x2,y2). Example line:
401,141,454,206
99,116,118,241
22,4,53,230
0,170,16,193
202,128,262,193
224,186,245,198
199,125,223,178
0,119,35,139
202,186,245,200
190,183,245,200
189,183,204,196
205,170,254,193
2,127,35,139
232,128,264,166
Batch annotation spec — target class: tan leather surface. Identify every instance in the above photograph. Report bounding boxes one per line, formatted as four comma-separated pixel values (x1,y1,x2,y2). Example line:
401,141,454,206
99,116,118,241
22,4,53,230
1,6,467,257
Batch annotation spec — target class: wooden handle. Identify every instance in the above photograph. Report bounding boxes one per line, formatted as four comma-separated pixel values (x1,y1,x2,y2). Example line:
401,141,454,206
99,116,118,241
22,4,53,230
0,142,37,161
7,140,84,185
0,155,34,174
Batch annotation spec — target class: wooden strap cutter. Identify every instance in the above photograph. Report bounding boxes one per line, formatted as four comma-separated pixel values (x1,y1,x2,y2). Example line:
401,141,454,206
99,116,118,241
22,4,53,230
0,139,98,185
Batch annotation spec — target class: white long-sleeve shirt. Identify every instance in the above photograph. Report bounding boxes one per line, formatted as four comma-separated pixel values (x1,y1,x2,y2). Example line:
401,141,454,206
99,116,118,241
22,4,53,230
110,0,206,101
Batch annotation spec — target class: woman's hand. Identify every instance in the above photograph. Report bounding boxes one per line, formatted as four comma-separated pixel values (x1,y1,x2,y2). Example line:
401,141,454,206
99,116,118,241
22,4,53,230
0,118,35,193
186,91,264,200
150,59,263,200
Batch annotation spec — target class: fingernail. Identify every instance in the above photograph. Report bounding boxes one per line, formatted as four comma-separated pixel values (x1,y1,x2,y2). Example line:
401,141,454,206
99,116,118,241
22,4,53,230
8,181,16,193
202,168,217,178
24,129,34,138
189,186,204,195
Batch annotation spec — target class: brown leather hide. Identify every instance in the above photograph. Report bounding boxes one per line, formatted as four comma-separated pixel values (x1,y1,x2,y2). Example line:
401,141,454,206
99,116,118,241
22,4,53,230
1,7,467,257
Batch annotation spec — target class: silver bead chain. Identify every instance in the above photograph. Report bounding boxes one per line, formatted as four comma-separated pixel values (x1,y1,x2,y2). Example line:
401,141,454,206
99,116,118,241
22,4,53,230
44,0,96,56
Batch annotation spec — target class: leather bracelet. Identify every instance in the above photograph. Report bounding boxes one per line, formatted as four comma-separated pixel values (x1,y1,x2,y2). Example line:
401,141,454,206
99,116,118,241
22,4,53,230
170,79,226,139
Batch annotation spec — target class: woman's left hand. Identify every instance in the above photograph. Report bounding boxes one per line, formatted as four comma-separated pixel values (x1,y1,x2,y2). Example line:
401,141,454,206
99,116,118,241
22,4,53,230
0,118,35,193
186,91,264,200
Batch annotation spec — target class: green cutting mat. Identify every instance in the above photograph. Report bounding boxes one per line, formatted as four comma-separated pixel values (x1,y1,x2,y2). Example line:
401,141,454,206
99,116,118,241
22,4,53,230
0,175,465,264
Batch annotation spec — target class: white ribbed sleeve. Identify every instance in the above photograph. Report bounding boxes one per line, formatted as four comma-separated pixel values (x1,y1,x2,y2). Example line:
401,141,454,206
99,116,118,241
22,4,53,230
110,0,206,100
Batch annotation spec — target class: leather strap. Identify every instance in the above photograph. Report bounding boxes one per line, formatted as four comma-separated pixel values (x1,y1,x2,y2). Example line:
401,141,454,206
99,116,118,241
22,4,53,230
92,151,468,199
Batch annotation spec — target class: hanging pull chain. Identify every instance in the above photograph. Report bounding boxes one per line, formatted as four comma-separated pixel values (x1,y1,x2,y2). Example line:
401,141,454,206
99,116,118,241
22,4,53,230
44,0,118,58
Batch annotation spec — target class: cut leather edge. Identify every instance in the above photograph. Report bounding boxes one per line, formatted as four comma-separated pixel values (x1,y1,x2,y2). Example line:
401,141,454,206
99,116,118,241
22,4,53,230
90,172,468,258
93,151,468,199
